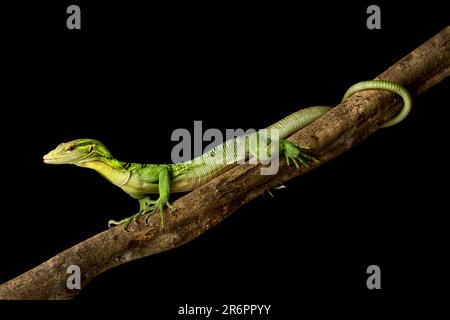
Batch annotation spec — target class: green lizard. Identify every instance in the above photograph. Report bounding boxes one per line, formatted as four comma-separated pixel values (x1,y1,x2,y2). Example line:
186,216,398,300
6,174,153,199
43,80,411,229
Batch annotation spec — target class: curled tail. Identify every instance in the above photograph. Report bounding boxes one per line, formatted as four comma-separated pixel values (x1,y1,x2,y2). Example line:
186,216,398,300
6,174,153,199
266,80,411,139
342,80,412,128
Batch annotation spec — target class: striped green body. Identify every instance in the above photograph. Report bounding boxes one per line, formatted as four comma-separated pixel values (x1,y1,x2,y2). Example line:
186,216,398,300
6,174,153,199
170,106,332,192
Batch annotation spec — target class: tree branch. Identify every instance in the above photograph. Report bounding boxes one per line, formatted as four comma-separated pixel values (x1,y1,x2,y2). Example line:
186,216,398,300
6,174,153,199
1,26,449,300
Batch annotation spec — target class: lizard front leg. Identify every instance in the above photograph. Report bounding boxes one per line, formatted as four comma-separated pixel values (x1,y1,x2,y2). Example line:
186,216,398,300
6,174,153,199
143,166,176,229
107,196,154,230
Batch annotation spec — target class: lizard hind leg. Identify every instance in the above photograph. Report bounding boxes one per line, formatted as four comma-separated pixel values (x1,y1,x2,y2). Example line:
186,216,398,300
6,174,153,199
280,140,319,169
247,131,318,169
264,183,287,198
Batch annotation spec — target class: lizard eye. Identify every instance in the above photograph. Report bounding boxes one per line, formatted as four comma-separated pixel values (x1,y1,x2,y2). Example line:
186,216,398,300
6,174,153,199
67,145,75,151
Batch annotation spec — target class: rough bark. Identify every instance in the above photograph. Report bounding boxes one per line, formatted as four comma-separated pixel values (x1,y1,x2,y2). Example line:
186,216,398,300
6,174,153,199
1,26,449,300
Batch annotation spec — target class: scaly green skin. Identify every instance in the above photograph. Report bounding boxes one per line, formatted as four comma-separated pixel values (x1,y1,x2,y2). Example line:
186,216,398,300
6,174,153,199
43,80,412,229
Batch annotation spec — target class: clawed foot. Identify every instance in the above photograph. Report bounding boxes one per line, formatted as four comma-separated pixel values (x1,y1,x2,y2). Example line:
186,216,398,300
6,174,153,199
265,184,286,197
142,198,176,229
108,198,176,231
280,140,319,169
108,211,143,231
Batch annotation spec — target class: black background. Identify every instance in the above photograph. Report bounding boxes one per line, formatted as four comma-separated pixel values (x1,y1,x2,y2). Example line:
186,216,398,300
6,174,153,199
1,0,449,316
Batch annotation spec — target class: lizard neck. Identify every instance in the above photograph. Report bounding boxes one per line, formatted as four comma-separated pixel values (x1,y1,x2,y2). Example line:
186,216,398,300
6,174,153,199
77,158,130,187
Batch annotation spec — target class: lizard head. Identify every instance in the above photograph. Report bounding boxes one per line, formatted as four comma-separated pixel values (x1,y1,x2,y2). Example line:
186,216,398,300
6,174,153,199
43,139,113,165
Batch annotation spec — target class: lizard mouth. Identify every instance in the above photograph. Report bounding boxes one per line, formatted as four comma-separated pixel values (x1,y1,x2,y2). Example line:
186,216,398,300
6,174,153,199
43,155,65,164
43,156,56,164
